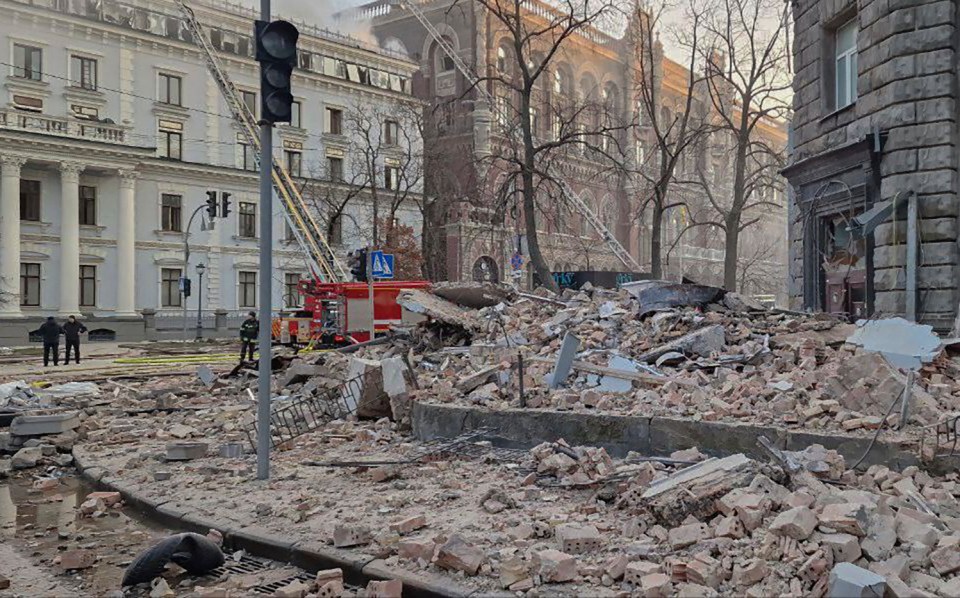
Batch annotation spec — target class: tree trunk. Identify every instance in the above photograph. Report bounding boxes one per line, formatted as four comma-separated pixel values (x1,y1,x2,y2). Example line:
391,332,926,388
723,220,740,291
650,199,663,279
519,84,558,293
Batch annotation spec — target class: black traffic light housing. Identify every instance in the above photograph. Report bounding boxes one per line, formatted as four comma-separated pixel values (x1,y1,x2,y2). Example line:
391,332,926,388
205,190,218,219
180,277,192,298
221,192,231,218
255,20,299,124
350,248,368,282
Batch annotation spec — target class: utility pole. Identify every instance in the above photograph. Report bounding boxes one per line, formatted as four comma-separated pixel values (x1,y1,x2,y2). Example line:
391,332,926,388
367,245,375,341
253,4,298,480
256,0,273,481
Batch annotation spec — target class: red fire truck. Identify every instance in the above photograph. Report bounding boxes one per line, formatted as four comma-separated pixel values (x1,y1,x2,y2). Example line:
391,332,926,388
273,280,430,347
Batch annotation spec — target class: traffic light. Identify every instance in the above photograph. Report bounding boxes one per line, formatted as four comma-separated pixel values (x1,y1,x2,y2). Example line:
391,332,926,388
255,20,299,124
205,190,218,219
179,276,192,298
349,248,367,282
221,192,231,218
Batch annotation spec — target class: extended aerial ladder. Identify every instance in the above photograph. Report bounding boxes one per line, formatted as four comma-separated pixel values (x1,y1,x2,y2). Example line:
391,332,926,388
396,0,643,272
176,0,348,283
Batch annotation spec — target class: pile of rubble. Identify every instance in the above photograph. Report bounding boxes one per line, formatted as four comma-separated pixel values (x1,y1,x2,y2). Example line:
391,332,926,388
532,440,615,485
362,281,960,437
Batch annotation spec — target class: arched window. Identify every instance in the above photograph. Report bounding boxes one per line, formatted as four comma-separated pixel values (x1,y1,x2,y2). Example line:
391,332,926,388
497,46,507,73
433,39,455,74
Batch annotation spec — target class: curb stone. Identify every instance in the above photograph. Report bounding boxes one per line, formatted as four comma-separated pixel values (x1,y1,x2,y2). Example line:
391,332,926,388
74,446,479,597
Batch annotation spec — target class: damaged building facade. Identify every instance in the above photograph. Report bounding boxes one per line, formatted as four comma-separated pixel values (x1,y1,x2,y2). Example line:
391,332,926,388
362,0,788,296
783,0,958,329
0,0,423,343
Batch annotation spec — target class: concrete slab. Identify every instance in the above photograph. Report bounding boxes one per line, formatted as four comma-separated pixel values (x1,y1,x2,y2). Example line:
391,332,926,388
546,332,580,389
165,442,209,461
10,412,80,436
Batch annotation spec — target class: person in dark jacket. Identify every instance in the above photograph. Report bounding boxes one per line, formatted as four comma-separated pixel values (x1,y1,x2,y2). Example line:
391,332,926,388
62,315,88,365
39,316,63,367
239,311,258,362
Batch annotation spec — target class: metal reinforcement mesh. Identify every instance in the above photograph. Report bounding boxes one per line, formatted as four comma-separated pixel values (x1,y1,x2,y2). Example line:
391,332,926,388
244,371,380,451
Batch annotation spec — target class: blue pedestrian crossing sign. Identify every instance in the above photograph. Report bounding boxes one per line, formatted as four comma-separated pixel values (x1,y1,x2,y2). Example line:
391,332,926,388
370,250,395,279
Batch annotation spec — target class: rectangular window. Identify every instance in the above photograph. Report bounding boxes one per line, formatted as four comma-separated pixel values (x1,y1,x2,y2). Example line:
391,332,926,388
161,194,182,232
13,44,42,80
79,265,96,307
284,273,302,308
329,212,343,245
243,143,257,171
161,268,182,307
383,119,399,145
158,73,182,106
327,156,343,182
285,151,302,177
79,185,96,225
20,180,40,222
158,120,183,160
384,165,400,190
238,271,257,308
20,263,40,306
241,90,257,116
238,202,256,238
835,19,858,109
325,107,343,135
290,101,302,128
70,55,98,91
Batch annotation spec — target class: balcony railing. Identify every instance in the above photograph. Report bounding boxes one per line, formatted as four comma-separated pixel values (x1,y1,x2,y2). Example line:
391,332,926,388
0,110,129,145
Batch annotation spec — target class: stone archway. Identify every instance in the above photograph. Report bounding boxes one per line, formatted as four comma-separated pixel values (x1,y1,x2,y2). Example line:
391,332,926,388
472,256,500,283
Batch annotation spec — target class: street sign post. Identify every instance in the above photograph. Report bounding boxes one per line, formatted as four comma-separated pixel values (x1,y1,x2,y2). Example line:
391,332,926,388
370,250,395,279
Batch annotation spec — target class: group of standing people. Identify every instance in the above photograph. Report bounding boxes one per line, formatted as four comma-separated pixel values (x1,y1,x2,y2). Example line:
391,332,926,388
37,312,258,366
39,315,87,366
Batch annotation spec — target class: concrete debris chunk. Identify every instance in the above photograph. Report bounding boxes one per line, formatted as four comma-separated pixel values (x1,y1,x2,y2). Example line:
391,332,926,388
10,446,42,469
637,325,726,363
827,563,887,598
10,412,81,436
846,317,941,370
165,442,208,461
637,454,760,526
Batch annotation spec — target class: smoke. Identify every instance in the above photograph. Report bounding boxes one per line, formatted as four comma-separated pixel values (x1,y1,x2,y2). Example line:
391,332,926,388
240,0,378,45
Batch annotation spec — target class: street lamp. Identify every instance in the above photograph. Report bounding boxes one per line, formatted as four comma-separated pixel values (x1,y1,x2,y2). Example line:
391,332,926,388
195,262,206,340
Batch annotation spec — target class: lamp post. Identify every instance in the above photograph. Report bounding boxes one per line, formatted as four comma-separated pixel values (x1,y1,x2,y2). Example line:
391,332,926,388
195,262,206,340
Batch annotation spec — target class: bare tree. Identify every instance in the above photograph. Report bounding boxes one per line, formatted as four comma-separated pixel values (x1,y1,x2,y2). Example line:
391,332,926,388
699,0,791,290
301,99,425,255
455,0,630,292
630,0,713,280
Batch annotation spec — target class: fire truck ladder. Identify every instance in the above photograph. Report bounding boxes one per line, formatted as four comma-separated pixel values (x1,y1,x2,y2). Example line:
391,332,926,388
397,0,643,272
176,0,348,283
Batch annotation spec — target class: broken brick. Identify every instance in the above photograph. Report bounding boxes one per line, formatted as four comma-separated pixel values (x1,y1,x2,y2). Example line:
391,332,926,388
537,549,577,583
389,515,426,535
769,506,817,540
436,534,485,575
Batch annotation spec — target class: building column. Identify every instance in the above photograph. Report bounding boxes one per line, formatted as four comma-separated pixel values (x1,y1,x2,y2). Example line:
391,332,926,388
58,161,84,317
116,169,139,316
0,155,27,317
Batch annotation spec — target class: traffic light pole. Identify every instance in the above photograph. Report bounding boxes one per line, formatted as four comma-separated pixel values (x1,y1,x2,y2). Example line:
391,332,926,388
256,0,273,481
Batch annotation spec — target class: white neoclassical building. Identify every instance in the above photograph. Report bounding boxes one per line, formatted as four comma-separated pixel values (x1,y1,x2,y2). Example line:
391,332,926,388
0,0,424,344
